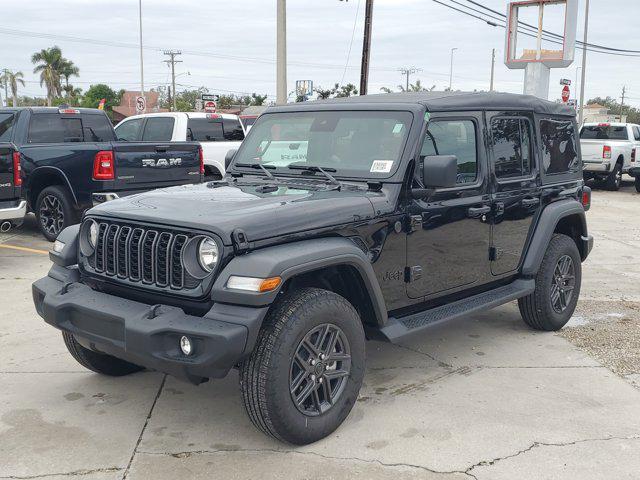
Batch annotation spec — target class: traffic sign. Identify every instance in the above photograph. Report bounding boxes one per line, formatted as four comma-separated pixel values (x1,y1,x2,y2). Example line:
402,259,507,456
561,85,570,103
560,78,572,86
204,100,217,113
135,95,146,113
201,94,220,102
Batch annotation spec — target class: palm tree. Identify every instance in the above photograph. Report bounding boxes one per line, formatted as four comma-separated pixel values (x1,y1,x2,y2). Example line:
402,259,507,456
380,80,436,94
32,46,63,106
0,70,25,106
59,59,79,95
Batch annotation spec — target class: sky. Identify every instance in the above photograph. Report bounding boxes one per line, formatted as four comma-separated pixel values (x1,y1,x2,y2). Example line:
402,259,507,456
1,0,639,108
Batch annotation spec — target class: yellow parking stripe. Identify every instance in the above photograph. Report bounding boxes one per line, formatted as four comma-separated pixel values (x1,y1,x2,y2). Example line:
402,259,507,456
0,244,49,255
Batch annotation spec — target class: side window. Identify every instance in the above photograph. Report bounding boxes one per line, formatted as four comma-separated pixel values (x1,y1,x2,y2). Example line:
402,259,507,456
115,119,144,141
28,115,83,143
222,118,245,141
420,120,477,185
142,117,175,141
186,118,225,141
0,113,15,142
82,114,116,142
540,119,579,175
491,117,533,179
633,126,640,141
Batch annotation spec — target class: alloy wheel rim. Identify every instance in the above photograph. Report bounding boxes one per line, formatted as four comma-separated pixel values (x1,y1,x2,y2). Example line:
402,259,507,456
289,323,351,416
39,194,64,236
551,254,575,313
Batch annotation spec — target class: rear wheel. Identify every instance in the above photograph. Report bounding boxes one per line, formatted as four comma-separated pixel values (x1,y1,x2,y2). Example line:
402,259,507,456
239,288,365,445
63,332,144,376
518,234,581,331
35,185,79,241
605,162,622,191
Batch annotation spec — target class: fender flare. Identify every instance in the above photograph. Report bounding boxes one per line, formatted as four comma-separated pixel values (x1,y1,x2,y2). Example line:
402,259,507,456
521,199,587,277
26,166,78,208
203,159,225,176
211,237,388,325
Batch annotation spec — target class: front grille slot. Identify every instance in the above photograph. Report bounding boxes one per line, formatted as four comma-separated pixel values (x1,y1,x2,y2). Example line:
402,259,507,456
85,221,196,292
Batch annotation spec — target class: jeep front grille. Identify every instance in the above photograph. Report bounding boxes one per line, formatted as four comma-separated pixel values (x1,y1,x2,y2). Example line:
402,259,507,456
87,221,197,291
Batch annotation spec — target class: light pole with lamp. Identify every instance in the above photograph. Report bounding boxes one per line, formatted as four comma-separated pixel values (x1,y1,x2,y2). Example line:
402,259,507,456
449,48,458,91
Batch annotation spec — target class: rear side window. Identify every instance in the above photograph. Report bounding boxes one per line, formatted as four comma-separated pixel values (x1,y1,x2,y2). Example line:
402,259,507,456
82,114,115,142
0,113,15,142
420,120,477,185
540,119,579,175
580,125,629,140
491,117,533,179
28,114,83,143
115,119,144,141
187,118,224,141
633,126,640,141
142,117,175,141
222,118,245,141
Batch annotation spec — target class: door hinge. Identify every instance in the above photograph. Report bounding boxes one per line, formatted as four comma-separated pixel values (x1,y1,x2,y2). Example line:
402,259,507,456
232,228,250,254
404,265,423,283
408,214,422,233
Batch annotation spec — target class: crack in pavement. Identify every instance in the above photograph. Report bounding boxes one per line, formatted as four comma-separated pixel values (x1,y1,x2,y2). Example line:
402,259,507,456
0,467,123,479
391,343,454,368
121,374,166,480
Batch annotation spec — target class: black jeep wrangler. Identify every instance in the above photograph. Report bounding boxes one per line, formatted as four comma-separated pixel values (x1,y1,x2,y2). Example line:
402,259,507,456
33,92,593,445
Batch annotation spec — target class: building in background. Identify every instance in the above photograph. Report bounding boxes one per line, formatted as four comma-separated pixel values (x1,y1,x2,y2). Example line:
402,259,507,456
581,103,627,124
112,91,168,123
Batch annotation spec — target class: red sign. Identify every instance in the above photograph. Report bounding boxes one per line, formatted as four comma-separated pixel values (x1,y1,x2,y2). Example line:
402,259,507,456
204,101,217,113
561,85,570,103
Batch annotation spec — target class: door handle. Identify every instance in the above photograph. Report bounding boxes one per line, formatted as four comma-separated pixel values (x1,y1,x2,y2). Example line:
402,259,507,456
521,197,540,207
467,205,491,218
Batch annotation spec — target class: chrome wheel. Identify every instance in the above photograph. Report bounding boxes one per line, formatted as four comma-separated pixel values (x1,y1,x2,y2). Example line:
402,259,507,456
551,254,575,313
289,323,351,417
39,194,65,237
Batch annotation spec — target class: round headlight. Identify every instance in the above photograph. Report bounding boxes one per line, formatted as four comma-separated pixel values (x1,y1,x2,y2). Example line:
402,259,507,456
88,220,99,248
197,237,219,272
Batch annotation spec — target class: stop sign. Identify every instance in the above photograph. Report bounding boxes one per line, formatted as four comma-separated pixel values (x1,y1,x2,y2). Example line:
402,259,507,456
204,101,217,113
561,85,570,103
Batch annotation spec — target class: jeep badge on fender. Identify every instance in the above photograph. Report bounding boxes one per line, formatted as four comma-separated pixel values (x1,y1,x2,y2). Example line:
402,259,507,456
33,92,593,445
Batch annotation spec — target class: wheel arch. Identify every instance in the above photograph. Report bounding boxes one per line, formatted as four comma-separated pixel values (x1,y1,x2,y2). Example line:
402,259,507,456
211,237,388,327
26,166,78,210
521,199,589,277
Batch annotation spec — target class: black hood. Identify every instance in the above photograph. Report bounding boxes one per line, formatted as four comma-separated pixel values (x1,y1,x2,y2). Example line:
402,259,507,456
89,179,380,245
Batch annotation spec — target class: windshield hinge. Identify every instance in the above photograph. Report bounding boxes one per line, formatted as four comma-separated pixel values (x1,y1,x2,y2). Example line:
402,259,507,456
232,228,251,254
407,214,422,233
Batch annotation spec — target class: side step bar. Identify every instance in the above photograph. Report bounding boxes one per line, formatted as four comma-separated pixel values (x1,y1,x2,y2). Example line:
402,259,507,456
380,279,535,343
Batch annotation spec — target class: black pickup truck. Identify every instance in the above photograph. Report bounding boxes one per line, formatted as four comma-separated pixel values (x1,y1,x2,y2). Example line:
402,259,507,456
0,107,203,240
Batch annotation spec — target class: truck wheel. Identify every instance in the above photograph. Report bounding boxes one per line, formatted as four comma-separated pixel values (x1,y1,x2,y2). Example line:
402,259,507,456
62,332,144,376
605,162,622,191
635,176,640,193
518,234,581,331
239,287,365,445
36,185,79,241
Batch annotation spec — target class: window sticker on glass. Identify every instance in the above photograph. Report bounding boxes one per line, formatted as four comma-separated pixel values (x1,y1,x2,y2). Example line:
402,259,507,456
392,123,404,134
370,160,394,173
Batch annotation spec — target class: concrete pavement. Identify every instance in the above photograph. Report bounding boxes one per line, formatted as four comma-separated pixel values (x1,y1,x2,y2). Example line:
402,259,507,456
1,182,639,480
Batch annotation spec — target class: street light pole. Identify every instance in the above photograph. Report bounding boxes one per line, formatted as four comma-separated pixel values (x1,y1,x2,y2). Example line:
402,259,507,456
578,0,589,125
449,47,458,91
489,48,495,92
276,0,287,105
138,0,145,111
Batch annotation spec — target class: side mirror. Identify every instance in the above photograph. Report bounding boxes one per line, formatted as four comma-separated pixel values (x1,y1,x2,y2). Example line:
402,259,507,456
225,149,237,170
422,155,458,189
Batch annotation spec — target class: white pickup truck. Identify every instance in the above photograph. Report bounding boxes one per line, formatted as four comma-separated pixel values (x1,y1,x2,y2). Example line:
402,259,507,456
580,122,640,190
114,112,245,180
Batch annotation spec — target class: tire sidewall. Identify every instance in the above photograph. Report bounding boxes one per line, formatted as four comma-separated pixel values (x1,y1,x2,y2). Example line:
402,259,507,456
36,186,77,241
265,290,365,444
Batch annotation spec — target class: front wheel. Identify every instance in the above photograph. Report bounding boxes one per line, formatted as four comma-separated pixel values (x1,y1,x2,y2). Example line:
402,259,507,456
518,234,582,331
63,332,144,376
239,288,365,445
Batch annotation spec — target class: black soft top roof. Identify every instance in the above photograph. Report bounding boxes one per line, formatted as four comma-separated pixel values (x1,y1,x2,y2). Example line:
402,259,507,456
291,91,575,117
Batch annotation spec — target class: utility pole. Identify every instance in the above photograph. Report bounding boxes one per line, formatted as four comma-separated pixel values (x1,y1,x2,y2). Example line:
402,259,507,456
276,0,287,105
163,50,182,111
489,49,495,92
359,0,374,95
449,47,458,91
399,67,421,92
138,0,145,111
3,69,8,107
578,0,589,125
620,86,626,122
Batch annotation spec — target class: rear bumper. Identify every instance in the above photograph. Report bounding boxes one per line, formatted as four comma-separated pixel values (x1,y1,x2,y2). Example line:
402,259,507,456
0,199,27,223
32,267,269,383
583,162,610,173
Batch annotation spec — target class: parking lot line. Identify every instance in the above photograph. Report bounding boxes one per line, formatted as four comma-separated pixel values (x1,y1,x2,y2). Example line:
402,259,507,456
0,244,49,255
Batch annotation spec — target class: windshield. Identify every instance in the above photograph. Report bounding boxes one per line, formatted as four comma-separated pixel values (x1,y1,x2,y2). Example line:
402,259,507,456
580,125,628,140
233,111,413,178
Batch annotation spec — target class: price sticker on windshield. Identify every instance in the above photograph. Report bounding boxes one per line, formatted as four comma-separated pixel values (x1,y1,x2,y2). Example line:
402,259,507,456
370,160,394,173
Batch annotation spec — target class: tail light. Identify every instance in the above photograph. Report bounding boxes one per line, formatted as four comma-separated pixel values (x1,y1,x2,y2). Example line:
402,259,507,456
581,187,591,211
603,145,611,159
199,146,204,175
93,150,115,180
12,151,22,186
632,148,636,163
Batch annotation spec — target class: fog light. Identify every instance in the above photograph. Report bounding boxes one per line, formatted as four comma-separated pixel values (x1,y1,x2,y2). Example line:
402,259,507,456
179,336,193,356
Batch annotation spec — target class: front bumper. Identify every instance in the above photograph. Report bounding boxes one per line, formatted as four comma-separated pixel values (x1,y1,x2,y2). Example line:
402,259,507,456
0,199,27,223
581,234,594,261
32,267,269,383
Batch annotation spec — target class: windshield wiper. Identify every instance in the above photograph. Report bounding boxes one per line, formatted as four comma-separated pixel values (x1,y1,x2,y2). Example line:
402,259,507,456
234,162,277,180
287,164,341,188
